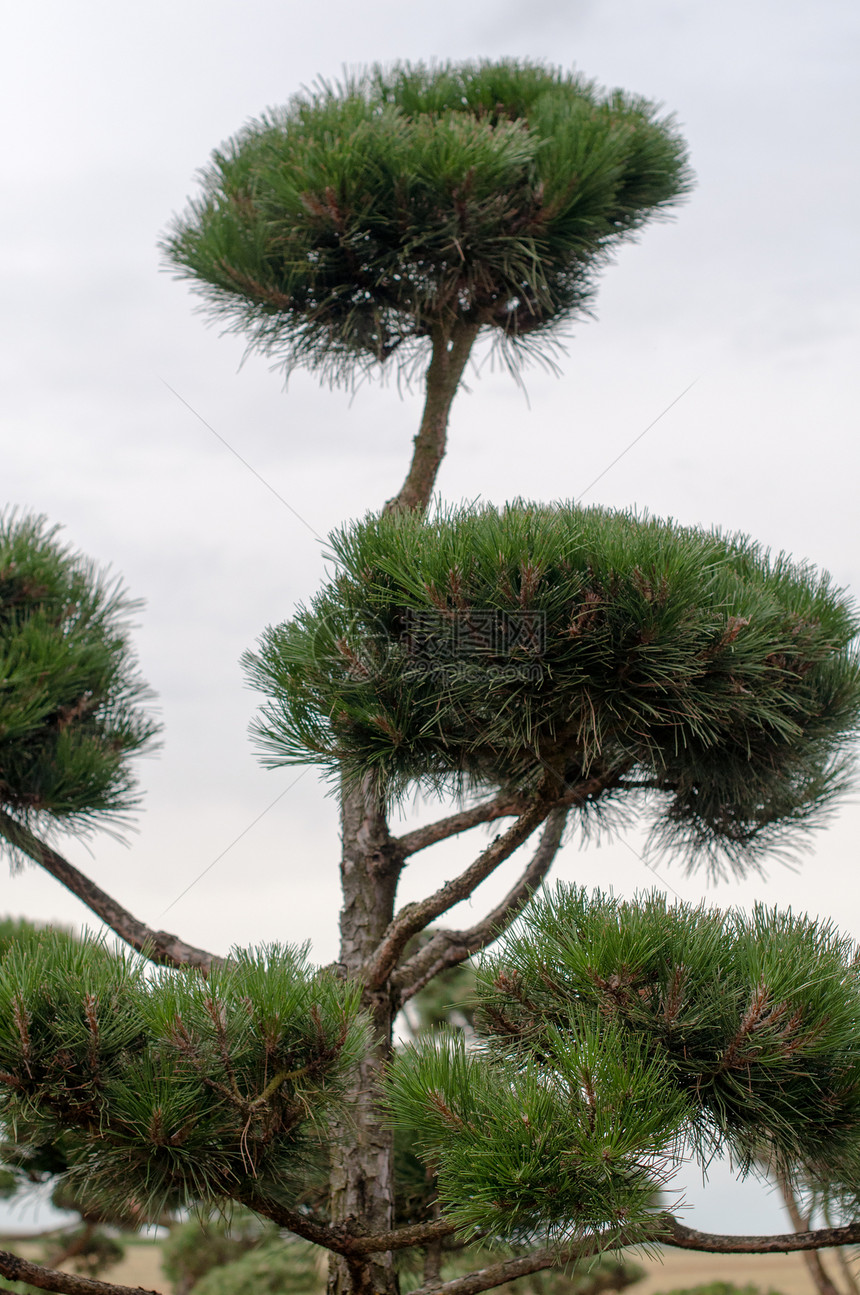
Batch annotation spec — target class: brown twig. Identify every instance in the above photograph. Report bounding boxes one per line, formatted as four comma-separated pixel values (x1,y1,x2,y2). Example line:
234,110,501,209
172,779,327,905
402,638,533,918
233,1192,357,1255
663,1214,860,1254
409,1232,627,1295
395,766,624,861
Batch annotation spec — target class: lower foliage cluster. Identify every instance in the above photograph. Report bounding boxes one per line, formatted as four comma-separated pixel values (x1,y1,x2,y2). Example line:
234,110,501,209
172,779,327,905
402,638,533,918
3,885,860,1264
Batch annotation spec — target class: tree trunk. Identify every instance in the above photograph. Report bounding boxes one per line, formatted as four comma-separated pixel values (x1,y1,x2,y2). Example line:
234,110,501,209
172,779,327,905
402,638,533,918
328,776,403,1295
386,320,480,515
332,315,478,1292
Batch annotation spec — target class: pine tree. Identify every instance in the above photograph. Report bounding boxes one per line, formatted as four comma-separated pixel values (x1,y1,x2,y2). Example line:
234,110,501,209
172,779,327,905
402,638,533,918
3,59,860,1295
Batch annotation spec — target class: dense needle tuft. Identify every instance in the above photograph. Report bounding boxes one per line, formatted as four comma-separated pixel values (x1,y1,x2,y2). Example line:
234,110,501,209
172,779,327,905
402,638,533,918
387,886,860,1241
162,60,692,386
245,501,860,876
0,931,368,1219
0,511,159,841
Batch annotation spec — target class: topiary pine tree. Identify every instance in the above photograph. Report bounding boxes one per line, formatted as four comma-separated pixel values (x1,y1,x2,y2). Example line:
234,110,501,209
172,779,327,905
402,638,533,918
161,61,691,512
3,58,860,1295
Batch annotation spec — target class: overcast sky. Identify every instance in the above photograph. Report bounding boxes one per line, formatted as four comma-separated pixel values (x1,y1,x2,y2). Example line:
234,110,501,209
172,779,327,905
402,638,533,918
2,0,859,1239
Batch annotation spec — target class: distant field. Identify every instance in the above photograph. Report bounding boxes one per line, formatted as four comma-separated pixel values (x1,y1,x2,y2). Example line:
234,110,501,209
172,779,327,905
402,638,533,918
3,1238,839,1295
633,1246,834,1295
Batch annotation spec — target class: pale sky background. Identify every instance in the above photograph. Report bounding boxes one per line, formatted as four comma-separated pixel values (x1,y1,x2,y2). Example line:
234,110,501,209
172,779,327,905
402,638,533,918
2,0,859,1241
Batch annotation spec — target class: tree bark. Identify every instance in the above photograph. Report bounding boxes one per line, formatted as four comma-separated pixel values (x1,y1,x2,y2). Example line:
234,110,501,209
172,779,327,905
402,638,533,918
328,776,404,1295
385,321,480,515
331,311,477,1292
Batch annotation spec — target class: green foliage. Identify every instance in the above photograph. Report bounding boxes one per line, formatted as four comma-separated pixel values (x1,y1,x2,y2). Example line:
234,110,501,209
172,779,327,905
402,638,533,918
161,1208,278,1293
477,887,860,1173
0,929,367,1220
162,60,691,385
388,1019,685,1242
0,916,47,959
386,886,860,1242
245,502,860,873
0,512,158,836
189,1237,323,1295
6,48,860,1295
0,920,177,1230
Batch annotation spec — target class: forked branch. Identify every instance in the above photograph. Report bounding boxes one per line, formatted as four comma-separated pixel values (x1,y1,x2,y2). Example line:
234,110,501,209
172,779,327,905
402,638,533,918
396,807,569,1002
0,809,223,973
239,1191,459,1256
362,795,552,990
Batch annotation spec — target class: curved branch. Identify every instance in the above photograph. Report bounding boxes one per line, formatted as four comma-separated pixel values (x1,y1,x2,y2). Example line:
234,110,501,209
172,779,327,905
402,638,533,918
412,1235,632,1295
0,1248,161,1295
235,1191,356,1255
0,810,224,973
363,796,551,991
396,808,569,1002
238,1194,459,1256
664,1214,860,1255
394,793,526,859
416,1213,860,1295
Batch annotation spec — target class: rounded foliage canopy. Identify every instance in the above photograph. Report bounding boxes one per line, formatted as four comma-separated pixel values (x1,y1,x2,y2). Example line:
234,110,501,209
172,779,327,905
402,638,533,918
163,61,691,383
245,502,860,873
0,931,367,1218
0,512,158,833
388,886,860,1241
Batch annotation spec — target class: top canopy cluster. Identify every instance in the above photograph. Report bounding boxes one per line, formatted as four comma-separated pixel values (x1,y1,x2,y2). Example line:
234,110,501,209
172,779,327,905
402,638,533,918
162,60,692,383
